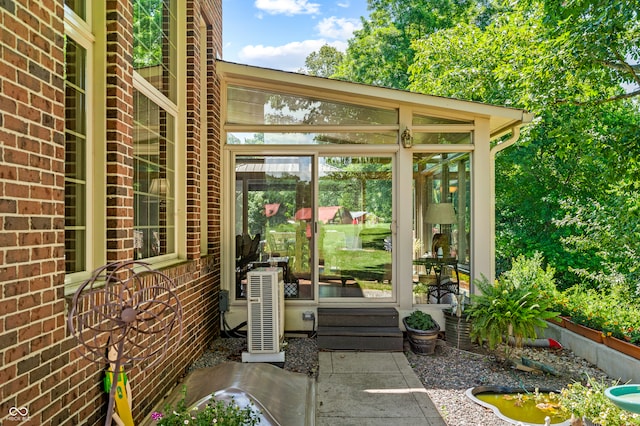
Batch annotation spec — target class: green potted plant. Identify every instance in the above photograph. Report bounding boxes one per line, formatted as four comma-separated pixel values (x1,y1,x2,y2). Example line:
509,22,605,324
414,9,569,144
413,282,429,304
466,253,559,361
403,310,440,354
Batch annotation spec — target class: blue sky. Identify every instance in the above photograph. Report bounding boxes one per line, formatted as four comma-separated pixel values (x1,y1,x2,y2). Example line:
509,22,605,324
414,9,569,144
222,0,369,72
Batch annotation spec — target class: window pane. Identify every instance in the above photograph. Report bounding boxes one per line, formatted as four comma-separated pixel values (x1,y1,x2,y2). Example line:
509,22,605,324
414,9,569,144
64,38,87,273
227,132,397,145
133,0,177,101
413,153,471,304
413,114,472,125
65,0,85,19
235,156,313,300
227,86,398,126
134,90,175,259
413,133,472,145
318,156,393,299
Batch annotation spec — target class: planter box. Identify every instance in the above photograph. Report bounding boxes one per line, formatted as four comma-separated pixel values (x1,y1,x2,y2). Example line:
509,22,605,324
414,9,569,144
564,319,603,343
603,336,640,360
547,316,566,328
443,311,474,350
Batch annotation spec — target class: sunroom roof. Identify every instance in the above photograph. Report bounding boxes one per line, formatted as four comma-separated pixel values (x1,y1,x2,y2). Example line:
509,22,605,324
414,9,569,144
216,61,533,139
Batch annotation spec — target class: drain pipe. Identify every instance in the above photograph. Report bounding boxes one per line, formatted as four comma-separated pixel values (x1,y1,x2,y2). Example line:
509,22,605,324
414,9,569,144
488,124,526,282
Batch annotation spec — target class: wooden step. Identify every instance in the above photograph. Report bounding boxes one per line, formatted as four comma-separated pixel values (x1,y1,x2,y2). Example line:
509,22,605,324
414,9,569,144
317,327,404,351
317,308,403,351
317,307,399,327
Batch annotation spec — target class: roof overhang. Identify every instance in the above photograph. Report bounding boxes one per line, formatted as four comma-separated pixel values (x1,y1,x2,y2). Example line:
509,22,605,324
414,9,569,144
216,60,533,139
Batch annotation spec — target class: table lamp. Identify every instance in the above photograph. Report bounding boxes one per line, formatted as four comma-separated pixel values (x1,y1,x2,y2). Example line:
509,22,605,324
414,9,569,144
425,203,456,257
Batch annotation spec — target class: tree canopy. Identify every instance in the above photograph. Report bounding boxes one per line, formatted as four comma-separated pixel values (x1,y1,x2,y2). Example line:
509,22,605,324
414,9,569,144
303,0,640,293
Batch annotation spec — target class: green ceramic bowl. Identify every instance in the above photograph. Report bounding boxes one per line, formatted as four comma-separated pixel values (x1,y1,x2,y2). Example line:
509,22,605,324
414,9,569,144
605,385,640,414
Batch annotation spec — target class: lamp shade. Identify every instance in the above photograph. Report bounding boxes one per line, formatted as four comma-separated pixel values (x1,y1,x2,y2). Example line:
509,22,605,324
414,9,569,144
149,178,169,197
425,203,456,224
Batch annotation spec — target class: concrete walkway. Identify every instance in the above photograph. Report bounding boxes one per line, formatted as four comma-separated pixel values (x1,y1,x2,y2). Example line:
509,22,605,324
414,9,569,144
316,352,447,425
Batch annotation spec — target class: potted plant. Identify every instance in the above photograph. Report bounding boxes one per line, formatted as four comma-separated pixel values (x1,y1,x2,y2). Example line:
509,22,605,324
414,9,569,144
466,253,559,362
403,310,440,354
413,282,429,304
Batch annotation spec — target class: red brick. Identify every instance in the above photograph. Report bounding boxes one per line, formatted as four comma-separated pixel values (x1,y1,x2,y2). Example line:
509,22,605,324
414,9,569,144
4,342,30,364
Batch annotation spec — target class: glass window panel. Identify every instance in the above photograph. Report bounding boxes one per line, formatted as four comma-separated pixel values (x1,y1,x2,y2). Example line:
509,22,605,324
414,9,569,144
413,114,472,125
134,90,175,260
413,133,472,145
413,152,471,304
235,156,313,300
318,156,393,299
227,132,397,145
227,86,398,126
133,0,177,101
65,0,85,19
64,37,87,274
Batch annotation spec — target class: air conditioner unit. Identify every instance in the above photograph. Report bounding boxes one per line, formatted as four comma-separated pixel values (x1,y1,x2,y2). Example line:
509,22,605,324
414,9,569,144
242,267,285,362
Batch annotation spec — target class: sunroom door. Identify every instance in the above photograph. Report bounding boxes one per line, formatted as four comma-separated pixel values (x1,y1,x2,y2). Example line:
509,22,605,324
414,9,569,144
318,155,393,300
235,155,314,300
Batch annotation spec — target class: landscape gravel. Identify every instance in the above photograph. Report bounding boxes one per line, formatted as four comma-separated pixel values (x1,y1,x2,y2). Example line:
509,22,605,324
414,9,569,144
190,336,614,425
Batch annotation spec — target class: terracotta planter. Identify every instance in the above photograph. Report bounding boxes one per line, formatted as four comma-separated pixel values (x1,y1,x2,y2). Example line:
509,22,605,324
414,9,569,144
564,319,604,343
603,335,640,360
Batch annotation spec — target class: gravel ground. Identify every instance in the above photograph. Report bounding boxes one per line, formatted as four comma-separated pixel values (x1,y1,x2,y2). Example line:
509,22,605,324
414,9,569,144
190,336,613,425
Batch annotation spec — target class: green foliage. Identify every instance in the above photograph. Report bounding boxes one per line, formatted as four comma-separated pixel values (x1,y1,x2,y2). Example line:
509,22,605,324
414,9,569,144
559,285,640,344
301,44,344,77
559,376,640,425
467,254,559,359
405,310,438,331
152,387,261,425
331,0,477,89
408,3,640,290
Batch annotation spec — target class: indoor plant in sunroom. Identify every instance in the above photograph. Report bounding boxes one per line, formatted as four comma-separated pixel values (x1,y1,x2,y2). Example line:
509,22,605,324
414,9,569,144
403,310,440,354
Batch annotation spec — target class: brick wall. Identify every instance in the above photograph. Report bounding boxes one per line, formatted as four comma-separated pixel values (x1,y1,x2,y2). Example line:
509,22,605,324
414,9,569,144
0,0,223,424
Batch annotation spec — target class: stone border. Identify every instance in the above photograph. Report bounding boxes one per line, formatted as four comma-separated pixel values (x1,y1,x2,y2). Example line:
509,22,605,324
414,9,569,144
543,323,640,383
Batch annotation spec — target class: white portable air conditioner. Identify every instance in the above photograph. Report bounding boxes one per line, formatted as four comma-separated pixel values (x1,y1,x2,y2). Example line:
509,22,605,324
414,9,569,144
242,267,285,362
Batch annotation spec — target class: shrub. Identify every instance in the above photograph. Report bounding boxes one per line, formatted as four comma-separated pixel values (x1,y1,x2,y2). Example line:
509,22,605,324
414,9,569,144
467,253,559,360
559,376,640,426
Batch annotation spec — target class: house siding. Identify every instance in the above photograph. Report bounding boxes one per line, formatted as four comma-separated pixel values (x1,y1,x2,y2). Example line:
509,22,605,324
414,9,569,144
0,0,223,424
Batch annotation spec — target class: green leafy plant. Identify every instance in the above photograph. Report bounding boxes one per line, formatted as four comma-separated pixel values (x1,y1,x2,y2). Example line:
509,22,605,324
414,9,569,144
559,376,640,426
560,285,640,346
405,310,437,331
466,253,559,360
151,387,261,426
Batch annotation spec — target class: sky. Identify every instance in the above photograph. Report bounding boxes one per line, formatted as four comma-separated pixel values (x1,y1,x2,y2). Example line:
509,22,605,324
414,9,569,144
222,0,370,72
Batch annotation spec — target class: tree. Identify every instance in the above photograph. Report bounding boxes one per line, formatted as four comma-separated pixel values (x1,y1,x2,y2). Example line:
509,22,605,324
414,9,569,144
408,3,640,288
332,0,478,89
300,44,344,77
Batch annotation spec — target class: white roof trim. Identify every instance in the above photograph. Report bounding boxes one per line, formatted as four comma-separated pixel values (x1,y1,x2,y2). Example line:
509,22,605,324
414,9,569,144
216,60,533,138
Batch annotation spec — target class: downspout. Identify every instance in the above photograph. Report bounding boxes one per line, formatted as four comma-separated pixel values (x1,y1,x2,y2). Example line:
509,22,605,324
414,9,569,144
488,125,524,283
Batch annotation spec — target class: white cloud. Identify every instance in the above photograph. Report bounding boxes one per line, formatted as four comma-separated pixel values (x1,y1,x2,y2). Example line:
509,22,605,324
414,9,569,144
316,16,361,40
238,39,348,71
337,1,350,7
255,0,321,15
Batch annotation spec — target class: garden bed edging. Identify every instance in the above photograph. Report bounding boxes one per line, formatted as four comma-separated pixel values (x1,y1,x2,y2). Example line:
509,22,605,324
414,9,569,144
543,323,640,383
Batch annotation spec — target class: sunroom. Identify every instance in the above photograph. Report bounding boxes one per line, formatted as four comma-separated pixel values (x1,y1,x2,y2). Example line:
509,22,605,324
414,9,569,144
217,61,532,331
